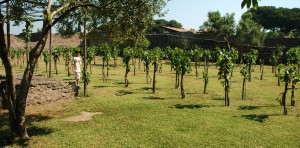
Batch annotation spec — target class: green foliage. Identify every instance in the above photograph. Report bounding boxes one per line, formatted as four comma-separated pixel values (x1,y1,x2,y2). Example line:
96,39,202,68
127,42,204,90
87,46,96,65
217,49,236,81
249,6,300,34
201,11,235,44
190,46,203,62
22,18,33,43
82,71,91,86
122,47,133,66
241,0,259,9
42,51,50,64
270,45,284,66
243,49,258,65
240,64,249,78
236,12,265,46
99,43,111,63
286,47,300,65
52,47,61,62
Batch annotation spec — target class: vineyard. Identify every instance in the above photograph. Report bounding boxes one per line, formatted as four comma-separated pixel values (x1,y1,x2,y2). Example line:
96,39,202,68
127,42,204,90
1,44,300,147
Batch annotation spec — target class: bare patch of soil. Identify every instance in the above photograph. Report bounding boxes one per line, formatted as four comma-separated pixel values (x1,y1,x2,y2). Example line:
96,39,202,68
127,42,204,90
62,111,103,122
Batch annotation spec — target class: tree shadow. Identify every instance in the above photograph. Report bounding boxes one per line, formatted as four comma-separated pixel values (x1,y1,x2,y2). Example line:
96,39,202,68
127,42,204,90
115,90,134,96
172,104,210,109
143,96,165,100
138,87,152,91
93,85,115,88
241,114,269,123
212,97,224,101
238,105,260,110
0,113,54,147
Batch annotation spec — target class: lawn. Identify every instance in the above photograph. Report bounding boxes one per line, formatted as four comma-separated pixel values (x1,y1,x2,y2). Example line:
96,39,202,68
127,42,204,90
1,57,300,147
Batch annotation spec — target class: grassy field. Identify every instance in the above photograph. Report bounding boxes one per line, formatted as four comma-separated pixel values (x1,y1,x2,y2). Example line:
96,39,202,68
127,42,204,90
1,57,300,147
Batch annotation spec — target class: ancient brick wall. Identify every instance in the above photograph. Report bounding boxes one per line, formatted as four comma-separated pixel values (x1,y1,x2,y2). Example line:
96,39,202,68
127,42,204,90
0,76,75,109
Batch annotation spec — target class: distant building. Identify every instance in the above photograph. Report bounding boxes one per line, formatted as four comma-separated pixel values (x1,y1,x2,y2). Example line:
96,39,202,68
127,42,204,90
161,26,198,37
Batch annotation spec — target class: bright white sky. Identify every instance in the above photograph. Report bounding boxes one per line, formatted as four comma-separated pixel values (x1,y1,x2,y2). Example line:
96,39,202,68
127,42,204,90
4,0,300,34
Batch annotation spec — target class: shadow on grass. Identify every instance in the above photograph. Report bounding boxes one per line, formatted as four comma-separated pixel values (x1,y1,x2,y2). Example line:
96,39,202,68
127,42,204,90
115,90,134,96
238,105,260,110
138,87,152,91
93,85,115,88
0,112,54,147
143,96,165,100
241,114,269,123
172,104,210,109
212,97,224,101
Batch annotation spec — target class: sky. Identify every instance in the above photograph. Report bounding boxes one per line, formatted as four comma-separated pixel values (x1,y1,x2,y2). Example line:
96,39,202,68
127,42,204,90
3,0,300,35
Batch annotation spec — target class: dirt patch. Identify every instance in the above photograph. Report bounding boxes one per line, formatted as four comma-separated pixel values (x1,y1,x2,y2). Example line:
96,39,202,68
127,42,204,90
63,111,103,122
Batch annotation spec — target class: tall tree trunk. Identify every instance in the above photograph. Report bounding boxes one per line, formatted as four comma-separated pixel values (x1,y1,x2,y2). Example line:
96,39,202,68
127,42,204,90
225,75,230,106
278,68,280,86
248,64,251,82
282,82,288,115
175,71,178,89
260,64,264,80
133,58,136,76
49,26,52,78
180,72,185,99
45,63,48,74
275,65,277,77
83,17,87,97
152,62,157,94
55,61,58,75
138,58,141,69
242,77,246,100
125,63,129,87
291,83,295,106
195,61,198,77
114,57,117,68
106,61,109,81
6,1,10,54
102,58,106,82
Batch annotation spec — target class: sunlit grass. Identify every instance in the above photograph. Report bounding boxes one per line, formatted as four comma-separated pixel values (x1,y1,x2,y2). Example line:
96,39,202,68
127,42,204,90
1,57,300,147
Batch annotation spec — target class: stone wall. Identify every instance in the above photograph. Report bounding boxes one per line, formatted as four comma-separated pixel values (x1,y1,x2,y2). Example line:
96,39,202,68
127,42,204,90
0,76,75,109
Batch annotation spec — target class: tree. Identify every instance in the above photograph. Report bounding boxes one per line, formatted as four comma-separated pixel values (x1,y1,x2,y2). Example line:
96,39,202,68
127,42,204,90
52,47,61,75
286,47,300,106
278,66,296,115
87,46,96,74
240,64,249,100
190,46,202,77
61,47,72,76
287,47,300,74
270,45,284,76
200,11,235,50
0,0,167,139
142,50,152,84
122,47,133,87
42,51,50,76
202,49,211,72
171,48,191,98
111,45,119,68
217,48,238,106
99,43,111,82
249,6,300,35
243,49,258,82
151,47,162,93
236,12,265,46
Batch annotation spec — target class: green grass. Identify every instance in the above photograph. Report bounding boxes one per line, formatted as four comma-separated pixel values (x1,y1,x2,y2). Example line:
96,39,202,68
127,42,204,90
1,58,300,147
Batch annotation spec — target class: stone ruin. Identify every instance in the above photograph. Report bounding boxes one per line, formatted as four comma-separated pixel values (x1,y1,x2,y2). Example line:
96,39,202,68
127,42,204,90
0,75,76,109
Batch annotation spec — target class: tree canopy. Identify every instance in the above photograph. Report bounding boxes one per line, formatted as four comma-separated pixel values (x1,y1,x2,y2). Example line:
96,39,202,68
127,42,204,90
236,12,265,46
248,6,300,34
